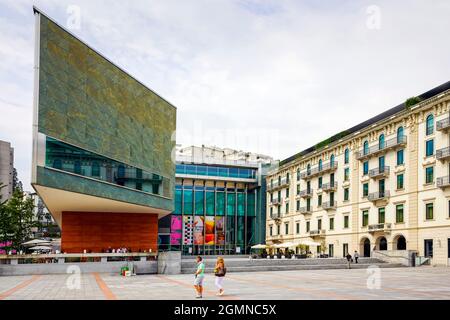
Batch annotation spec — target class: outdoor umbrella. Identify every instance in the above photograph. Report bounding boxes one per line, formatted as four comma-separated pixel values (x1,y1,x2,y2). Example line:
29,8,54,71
22,239,52,246
251,244,268,249
295,240,322,247
28,246,53,251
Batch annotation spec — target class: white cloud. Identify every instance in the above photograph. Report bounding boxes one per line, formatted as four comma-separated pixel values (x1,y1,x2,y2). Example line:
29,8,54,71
0,0,449,191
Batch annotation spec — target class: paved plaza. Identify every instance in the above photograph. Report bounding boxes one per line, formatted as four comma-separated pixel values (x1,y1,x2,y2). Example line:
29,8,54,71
1,267,450,300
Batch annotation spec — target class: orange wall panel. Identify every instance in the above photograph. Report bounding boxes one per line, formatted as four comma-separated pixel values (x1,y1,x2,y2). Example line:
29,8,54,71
61,212,158,253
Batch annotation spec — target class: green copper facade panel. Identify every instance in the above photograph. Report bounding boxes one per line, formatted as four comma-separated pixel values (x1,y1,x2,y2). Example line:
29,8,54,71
36,13,176,206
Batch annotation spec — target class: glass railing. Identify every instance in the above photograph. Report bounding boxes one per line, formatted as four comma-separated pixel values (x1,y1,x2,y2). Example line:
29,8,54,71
176,164,256,179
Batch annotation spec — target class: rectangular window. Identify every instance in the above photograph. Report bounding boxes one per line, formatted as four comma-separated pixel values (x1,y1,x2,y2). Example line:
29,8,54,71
425,166,434,184
195,190,204,215
344,168,350,181
344,215,349,228
397,174,404,189
363,183,369,197
306,198,311,211
318,177,322,189
329,217,334,230
285,203,289,214
426,203,434,220
363,161,369,175
227,193,236,216
362,210,369,227
296,185,300,195
286,188,290,198
343,243,349,257
269,226,273,236
397,149,404,165
378,207,385,224
183,189,193,215
344,188,349,201
424,239,433,257
285,223,289,235
296,200,300,211
277,225,280,235
396,204,404,223
206,191,215,215
296,222,300,234
216,192,225,215
306,221,310,232
426,139,434,157
318,219,322,230
318,194,322,206
329,244,334,257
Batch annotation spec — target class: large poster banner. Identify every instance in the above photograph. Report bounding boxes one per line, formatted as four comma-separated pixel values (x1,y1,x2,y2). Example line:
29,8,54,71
205,216,215,245
193,216,204,245
170,216,182,245
215,216,225,245
183,216,193,245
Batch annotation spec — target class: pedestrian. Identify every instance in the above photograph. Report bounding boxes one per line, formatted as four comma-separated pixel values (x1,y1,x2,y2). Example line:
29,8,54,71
346,253,352,269
214,257,226,296
193,256,205,298
354,250,359,264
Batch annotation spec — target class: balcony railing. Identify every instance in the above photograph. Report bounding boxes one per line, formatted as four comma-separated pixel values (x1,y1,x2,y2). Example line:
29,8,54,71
267,178,289,191
368,223,392,233
437,117,450,131
271,198,281,205
356,136,407,160
369,166,390,179
322,201,337,210
436,147,450,161
322,181,337,192
299,189,313,198
300,161,338,180
309,229,326,237
437,176,450,188
368,190,390,201
299,207,312,214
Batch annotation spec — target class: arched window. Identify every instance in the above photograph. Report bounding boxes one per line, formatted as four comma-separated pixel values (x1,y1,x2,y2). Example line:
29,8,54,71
318,159,323,171
379,134,385,150
426,114,434,135
344,148,349,164
363,140,369,155
397,126,404,143
330,154,335,167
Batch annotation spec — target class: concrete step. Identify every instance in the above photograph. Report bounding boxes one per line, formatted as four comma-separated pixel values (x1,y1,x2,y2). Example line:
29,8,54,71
181,263,404,274
181,258,385,268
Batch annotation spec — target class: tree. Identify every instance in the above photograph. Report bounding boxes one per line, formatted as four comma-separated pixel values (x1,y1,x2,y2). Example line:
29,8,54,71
0,188,37,251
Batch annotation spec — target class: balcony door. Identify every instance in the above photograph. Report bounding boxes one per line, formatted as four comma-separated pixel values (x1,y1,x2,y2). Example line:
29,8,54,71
330,173,335,187
424,239,433,258
379,179,385,195
379,156,385,171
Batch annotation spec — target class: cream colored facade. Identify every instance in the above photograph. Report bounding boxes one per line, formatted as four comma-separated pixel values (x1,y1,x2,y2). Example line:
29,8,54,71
266,85,450,266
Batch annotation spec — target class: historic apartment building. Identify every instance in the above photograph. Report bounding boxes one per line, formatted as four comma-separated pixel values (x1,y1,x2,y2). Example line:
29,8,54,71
266,81,450,266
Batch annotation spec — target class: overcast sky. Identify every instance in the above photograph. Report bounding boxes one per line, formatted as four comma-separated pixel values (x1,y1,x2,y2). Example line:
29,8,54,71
1,0,449,191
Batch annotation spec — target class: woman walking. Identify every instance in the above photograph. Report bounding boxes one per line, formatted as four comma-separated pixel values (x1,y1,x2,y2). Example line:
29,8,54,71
214,257,226,296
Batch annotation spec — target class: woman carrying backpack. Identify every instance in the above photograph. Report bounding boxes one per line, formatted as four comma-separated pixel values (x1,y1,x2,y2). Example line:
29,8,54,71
214,256,226,296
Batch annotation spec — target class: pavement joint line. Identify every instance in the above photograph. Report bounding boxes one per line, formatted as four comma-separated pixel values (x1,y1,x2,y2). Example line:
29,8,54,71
226,274,361,300
93,273,117,300
0,275,42,300
156,275,239,300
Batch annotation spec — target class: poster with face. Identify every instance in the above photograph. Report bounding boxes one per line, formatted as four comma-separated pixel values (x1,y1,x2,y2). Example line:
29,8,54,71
215,216,225,245
170,216,182,245
193,216,204,245
205,216,215,245
183,216,193,245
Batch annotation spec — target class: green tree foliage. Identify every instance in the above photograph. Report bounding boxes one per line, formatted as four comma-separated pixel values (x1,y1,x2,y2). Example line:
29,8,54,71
0,186,37,251
405,96,422,109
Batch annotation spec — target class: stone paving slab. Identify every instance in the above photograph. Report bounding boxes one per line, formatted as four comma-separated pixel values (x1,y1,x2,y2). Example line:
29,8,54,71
1,267,450,300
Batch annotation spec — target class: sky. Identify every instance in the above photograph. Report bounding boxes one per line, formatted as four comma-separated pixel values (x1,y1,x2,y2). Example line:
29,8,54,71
0,0,449,191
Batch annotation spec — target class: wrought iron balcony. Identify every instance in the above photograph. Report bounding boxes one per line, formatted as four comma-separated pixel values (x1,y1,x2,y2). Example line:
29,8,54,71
322,201,337,210
368,190,390,201
300,161,338,180
356,136,407,160
436,146,450,161
271,198,281,205
299,207,312,214
309,229,326,237
437,176,450,188
267,178,289,191
269,213,281,221
322,181,338,192
437,117,450,131
369,166,390,179
368,223,392,233
299,189,313,198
